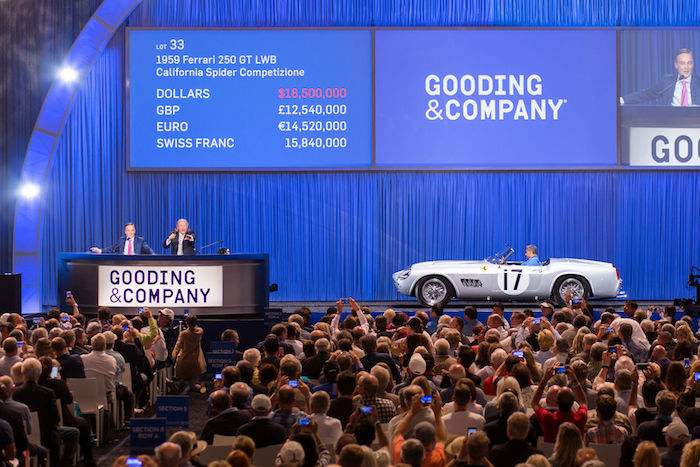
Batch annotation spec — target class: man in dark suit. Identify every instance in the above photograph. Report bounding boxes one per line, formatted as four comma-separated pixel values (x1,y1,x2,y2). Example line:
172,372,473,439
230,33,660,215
14,358,78,467
487,412,543,467
90,222,155,255
236,394,286,448
200,388,252,444
622,49,700,106
163,218,196,255
52,337,85,380
0,385,28,461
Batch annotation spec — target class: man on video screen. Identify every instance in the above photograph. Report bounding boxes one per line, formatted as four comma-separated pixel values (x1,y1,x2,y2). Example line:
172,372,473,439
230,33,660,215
621,48,700,106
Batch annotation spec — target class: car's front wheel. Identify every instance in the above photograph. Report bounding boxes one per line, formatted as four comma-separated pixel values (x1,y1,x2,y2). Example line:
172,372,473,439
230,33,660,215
552,275,591,306
415,275,454,307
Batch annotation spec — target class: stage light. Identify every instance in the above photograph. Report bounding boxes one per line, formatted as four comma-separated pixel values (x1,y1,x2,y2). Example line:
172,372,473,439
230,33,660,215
20,183,41,199
58,67,79,83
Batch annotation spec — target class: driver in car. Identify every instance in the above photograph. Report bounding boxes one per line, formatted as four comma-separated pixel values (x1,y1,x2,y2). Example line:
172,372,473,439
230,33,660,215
522,244,542,266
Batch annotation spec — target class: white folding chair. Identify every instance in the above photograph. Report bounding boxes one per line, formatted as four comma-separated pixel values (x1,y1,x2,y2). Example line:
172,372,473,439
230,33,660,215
84,371,117,435
212,434,237,446
251,444,283,466
67,378,105,446
27,413,48,467
197,445,233,465
120,362,134,423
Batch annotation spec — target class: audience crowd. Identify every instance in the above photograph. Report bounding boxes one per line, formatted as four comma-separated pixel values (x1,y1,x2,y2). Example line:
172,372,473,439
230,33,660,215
4,296,700,467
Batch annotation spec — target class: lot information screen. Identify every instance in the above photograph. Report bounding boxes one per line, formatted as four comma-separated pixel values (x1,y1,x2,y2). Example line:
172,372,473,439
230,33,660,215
127,30,373,169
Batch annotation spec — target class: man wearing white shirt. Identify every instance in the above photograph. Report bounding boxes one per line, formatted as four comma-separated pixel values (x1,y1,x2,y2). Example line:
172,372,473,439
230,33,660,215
163,218,196,255
309,391,343,450
441,379,485,435
0,339,22,377
81,333,117,393
542,339,570,373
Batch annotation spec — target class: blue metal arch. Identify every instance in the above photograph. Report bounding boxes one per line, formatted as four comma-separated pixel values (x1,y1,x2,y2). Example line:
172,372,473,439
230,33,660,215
13,0,142,313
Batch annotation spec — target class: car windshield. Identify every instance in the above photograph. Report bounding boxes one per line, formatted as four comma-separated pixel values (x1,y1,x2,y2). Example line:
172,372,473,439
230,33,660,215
486,245,515,264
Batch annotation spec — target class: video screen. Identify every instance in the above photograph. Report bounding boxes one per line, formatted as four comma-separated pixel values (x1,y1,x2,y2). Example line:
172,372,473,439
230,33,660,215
374,30,617,167
620,29,700,167
127,29,373,169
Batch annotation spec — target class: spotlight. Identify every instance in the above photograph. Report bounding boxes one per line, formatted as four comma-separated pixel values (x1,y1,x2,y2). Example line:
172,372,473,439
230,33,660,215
58,67,79,83
20,184,41,199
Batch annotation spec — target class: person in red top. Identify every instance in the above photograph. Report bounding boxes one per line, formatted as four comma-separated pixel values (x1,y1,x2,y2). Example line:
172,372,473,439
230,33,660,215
531,364,588,442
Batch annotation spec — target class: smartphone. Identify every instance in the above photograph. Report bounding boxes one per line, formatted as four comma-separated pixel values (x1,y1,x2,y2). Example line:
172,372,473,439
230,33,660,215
126,458,143,467
420,395,433,404
572,298,580,304
17,342,23,348
686,359,691,367
467,428,477,437
636,363,649,369
695,373,700,381
288,380,299,388
606,327,613,332
513,351,524,358
138,308,145,313
555,366,567,374
342,299,349,303
608,346,617,353
66,291,72,298
62,316,69,322
298,418,310,426
33,318,40,324
215,373,222,380
534,318,541,324
360,406,372,414
50,366,59,379
122,326,129,332
184,310,190,316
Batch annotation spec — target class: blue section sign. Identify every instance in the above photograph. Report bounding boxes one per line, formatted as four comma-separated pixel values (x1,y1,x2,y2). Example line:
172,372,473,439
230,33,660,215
157,395,190,427
130,418,167,455
206,341,237,377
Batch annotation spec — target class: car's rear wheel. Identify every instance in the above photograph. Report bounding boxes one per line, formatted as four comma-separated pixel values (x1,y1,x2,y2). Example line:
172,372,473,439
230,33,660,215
416,275,454,307
552,275,591,306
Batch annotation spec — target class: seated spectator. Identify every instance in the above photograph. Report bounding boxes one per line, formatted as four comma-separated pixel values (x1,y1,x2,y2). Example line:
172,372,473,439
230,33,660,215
651,345,672,381
441,378,486,434
260,335,282,369
614,369,645,416
659,421,689,467
206,366,241,417
633,440,660,467
637,390,676,447
534,329,555,367
236,394,287,448
433,339,457,375
575,333,597,363
356,373,396,423
200,385,252,444
271,383,309,437
629,377,663,430
620,323,648,364
169,431,205,467
309,391,343,450
327,371,359,429
387,384,436,440
52,336,85,379
484,375,524,421
0,338,21,376
391,393,446,467
371,364,400,407
155,442,181,467
532,365,588,443
484,391,536,448
360,334,401,384
231,436,255,464
585,394,628,445
237,360,267,396
487,412,544,467
543,339,571,373
550,422,583,467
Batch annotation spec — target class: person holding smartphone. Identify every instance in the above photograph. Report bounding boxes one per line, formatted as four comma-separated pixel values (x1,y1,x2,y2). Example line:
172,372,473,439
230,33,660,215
0,338,23,377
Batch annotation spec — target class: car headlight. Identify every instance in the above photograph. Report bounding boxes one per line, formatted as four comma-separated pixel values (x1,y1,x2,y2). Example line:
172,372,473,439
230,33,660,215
397,268,411,280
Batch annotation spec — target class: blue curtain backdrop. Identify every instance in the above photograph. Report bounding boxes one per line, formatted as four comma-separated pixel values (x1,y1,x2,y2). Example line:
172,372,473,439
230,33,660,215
3,0,700,308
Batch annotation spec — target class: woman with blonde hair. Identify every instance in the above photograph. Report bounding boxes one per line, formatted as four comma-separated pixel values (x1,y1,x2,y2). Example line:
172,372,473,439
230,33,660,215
680,439,700,467
548,422,582,467
633,441,660,467
535,329,555,367
527,454,552,467
33,337,53,359
243,348,261,384
677,323,699,354
483,376,524,420
571,328,590,355
518,345,543,383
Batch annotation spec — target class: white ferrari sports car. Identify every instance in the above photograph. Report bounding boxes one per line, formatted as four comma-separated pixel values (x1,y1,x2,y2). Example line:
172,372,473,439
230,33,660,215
392,245,624,307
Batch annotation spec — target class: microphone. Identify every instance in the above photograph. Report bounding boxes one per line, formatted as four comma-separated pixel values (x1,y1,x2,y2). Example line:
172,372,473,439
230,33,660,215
656,74,685,97
199,240,223,252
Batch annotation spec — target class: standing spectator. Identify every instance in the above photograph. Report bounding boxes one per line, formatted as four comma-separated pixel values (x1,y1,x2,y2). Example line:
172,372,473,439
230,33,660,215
97,306,113,332
462,307,483,339
172,314,206,393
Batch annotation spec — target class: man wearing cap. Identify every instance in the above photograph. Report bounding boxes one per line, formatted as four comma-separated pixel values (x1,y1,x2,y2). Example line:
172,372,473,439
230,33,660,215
278,440,306,466
169,431,205,467
236,394,287,448
660,421,690,467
